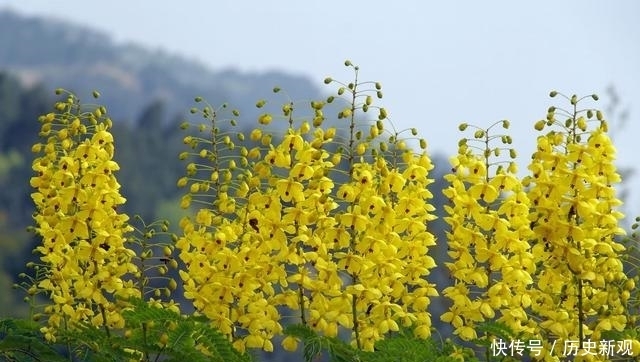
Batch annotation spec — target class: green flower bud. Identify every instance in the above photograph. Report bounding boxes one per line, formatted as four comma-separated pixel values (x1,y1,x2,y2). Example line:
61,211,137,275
273,87,281,93
570,94,578,105
258,114,272,125
168,279,177,291
591,94,599,101
92,90,101,99
534,120,545,131
549,90,558,97
458,123,468,131
344,59,352,66
324,77,333,84
565,118,572,128
502,120,510,129
378,108,387,120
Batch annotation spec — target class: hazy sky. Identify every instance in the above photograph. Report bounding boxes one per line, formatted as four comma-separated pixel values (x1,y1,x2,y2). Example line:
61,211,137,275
1,0,639,216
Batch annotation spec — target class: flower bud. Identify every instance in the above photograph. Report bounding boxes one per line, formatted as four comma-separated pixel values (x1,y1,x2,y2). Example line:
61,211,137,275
570,94,578,105
311,101,324,110
378,108,387,120
168,279,177,291
258,114,272,125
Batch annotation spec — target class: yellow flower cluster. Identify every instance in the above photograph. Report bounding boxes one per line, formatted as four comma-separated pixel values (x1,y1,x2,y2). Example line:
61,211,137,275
526,97,628,354
331,150,438,350
442,121,535,341
29,90,140,341
176,66,438,352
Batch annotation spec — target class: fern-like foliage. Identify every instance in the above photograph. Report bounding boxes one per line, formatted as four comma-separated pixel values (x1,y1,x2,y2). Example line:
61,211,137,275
284,323,477,362
116,298,253,362
284,324,359,362
1,299,253,362
0,318,67,362
472,321,519,349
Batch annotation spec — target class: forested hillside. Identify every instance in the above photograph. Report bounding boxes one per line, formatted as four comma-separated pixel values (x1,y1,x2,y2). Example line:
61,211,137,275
0,9,322,123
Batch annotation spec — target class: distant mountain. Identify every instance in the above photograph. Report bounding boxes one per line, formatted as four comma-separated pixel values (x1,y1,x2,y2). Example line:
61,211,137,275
0,9,323,124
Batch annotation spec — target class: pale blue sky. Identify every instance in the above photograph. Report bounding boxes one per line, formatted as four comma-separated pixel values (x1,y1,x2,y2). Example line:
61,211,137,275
1,0,639,216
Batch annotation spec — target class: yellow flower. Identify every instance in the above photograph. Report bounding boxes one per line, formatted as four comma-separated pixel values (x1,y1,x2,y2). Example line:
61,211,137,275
275,178,304,203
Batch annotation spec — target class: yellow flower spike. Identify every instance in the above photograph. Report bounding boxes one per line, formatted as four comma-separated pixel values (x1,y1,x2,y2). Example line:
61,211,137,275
29,90,140,340
524,96,627,348
443,124,537,345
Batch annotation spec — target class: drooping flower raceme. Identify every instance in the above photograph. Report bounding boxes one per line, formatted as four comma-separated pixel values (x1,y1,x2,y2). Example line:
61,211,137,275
29,90,139,341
